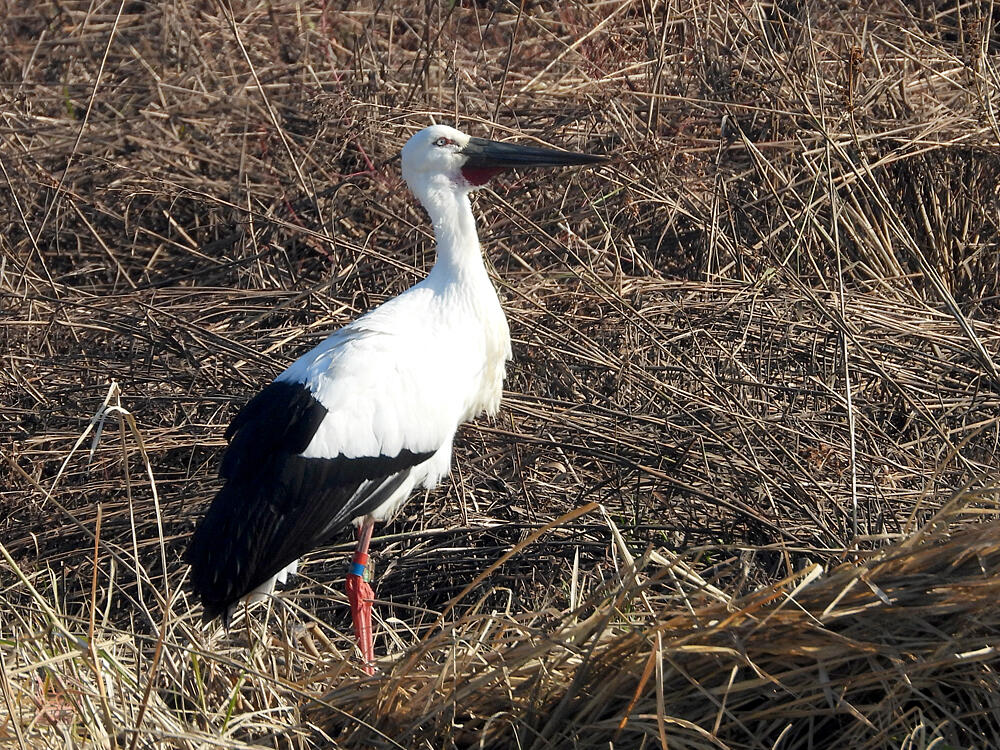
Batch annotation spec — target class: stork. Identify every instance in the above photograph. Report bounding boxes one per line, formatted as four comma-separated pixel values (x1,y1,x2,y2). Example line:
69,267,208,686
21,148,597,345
186,124,605,671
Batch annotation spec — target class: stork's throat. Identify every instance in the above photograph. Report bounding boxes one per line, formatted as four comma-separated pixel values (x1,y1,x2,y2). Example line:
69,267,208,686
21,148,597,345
461,166,505,187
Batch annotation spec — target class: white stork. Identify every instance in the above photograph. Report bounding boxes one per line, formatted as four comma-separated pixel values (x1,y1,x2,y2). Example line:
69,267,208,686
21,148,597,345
186,124,605,669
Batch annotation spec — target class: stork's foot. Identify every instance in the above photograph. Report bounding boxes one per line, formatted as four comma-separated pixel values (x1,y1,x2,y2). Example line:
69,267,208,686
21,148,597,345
347,517,377,675
346,562,375,674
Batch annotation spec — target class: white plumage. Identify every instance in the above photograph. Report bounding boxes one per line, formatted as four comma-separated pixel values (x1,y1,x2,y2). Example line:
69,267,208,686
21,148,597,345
276,126,513,525
186,124,604,656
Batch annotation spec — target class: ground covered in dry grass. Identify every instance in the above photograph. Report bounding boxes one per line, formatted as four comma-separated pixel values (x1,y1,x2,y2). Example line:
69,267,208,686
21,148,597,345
2,1,1000,748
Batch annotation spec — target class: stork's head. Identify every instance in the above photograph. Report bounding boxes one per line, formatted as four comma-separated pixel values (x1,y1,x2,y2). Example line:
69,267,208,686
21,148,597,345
401,124,606,196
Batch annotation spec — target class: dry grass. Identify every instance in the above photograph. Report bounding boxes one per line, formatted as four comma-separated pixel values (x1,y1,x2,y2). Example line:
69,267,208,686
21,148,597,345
2,0,1000,747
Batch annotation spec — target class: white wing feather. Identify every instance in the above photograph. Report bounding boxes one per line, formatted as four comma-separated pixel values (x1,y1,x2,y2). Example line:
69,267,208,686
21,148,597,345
277,282,509,493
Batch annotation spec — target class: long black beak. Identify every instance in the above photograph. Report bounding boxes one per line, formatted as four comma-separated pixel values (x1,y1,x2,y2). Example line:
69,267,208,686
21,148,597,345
461,136,607,170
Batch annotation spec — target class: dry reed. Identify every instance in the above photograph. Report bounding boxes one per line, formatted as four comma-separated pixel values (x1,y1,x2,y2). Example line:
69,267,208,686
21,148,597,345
2,0,999,747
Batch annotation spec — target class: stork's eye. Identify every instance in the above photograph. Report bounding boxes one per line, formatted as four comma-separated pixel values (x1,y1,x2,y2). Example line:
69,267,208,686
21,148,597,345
434,137,454,147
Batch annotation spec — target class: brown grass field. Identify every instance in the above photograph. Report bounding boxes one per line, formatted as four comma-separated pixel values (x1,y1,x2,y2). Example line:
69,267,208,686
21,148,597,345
3,1,1000,747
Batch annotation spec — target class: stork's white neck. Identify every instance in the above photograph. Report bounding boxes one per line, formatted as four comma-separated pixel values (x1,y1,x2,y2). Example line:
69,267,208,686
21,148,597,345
414,177,485,282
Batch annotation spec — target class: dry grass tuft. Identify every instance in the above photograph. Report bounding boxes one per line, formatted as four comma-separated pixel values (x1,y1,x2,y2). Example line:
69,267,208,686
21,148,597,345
314,502,1000,749
2,0,1000,747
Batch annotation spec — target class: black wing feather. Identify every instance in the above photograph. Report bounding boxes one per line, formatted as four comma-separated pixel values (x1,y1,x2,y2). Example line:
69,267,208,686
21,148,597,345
186,381,433,620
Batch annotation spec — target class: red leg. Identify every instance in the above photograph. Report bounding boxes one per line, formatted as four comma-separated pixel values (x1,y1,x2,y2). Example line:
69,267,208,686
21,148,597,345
345,516,376,674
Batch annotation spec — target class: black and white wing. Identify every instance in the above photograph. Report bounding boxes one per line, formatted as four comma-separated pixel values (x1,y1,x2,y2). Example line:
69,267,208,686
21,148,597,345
185,314,475,620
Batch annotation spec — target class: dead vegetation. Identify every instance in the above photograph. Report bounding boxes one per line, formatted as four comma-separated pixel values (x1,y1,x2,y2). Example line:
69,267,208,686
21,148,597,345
1,0,999,747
